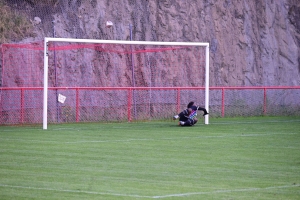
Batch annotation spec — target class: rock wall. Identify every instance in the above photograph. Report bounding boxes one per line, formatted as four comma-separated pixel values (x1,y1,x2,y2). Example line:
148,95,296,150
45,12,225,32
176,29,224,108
2,0,300,87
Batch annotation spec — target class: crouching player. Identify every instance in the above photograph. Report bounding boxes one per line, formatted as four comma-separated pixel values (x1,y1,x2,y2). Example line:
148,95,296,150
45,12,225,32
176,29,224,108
173,101,209,126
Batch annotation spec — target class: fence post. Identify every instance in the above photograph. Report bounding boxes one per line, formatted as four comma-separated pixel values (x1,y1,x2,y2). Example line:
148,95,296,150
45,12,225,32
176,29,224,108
76,88,79,122
128,88,132,122
177,88,181,113
21,88,24,124
263,88,267,115
222,87,225,117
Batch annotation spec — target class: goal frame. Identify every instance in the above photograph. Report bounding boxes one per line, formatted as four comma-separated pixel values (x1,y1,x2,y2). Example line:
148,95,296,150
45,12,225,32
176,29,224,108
43,37,210,129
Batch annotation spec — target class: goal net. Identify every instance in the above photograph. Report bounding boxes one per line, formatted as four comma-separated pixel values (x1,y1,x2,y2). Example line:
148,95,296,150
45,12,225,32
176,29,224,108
0,38,209,129
41,38,209,129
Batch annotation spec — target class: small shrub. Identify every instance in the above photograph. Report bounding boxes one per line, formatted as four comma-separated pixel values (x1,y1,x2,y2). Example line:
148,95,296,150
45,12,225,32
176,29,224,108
0,0,34,43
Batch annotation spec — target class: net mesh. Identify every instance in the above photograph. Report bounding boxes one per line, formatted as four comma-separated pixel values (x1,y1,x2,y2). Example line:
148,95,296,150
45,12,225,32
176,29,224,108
1,43,44,87
45,42,206,88
1,41,299,126
1,42,205,87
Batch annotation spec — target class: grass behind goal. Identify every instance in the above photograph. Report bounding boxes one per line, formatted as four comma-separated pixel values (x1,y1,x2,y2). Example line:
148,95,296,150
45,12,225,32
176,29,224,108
0,117,299,199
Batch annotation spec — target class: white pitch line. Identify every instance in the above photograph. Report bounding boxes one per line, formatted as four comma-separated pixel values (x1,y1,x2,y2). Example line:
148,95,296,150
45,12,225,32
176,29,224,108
0,184,152,198
0,184,299,199
1,132,297,145
152,184,300,198
65,138,155,144
64,132,299,144
1,119,298,133
211,119,300,125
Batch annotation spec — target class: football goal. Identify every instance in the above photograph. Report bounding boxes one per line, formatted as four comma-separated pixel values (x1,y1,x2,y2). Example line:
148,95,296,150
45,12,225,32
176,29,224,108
43,38,210,129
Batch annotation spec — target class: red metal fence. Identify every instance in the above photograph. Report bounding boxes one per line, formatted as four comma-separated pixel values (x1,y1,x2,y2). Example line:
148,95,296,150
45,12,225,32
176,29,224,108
0,86,299,125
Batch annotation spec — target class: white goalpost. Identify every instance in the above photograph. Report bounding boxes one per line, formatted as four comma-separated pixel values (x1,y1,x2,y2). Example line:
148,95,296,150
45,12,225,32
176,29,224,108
43,37,210,129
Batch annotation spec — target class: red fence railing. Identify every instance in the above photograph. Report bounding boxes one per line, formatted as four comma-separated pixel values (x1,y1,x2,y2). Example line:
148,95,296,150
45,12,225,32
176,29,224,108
210,86,300,117
1,86,299,125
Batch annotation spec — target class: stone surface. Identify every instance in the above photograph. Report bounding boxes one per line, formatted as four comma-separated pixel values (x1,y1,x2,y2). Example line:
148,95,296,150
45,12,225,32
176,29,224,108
1,0,299,87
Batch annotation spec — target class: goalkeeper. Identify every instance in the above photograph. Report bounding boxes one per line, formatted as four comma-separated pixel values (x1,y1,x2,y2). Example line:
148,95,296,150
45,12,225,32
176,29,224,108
173,101,209,126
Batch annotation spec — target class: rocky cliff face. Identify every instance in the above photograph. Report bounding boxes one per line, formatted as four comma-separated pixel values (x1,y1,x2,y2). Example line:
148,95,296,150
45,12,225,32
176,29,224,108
2,0,300,87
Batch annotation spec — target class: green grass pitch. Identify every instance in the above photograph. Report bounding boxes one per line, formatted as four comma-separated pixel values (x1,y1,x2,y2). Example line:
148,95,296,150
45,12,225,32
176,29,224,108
0,116,299,199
